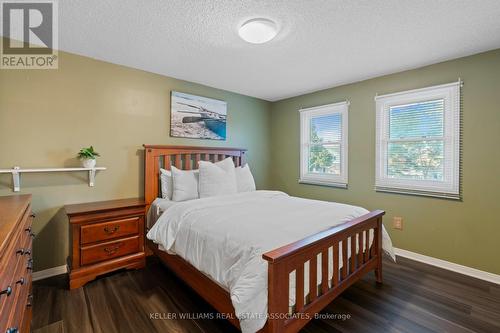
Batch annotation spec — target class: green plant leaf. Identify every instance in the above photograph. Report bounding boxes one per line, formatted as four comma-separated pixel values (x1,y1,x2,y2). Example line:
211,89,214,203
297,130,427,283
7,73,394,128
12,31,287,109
77,146,100,159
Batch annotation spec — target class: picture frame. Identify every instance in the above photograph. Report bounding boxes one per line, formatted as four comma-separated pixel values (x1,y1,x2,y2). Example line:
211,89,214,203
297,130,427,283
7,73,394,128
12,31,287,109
170,91,227,140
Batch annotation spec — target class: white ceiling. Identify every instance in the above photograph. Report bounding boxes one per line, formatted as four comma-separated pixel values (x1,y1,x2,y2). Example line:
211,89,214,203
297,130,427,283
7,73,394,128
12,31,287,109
56,0,500,101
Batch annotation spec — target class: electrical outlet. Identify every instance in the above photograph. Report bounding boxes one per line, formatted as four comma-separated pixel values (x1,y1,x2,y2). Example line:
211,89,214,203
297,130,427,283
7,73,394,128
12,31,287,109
393,216,403,230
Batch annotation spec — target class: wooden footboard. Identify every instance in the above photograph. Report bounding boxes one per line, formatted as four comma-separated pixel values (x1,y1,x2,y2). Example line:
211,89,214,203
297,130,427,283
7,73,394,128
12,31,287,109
262,210,385,333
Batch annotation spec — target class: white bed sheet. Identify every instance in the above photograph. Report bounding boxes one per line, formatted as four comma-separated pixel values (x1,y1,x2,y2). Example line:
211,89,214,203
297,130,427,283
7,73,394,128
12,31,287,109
146,198,178,229
147,191,394,333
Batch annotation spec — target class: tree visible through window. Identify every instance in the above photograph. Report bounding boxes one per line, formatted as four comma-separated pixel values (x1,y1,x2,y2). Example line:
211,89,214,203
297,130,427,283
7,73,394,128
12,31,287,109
387,99,444,181
308,115,340,175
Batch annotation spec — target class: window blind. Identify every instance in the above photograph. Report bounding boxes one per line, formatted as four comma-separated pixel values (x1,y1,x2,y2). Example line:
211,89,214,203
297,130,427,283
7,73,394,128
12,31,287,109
387,99,445,181
309,114,342,175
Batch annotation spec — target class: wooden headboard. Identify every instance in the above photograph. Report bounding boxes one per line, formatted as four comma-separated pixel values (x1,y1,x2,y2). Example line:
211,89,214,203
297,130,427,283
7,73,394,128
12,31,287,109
143,145,247,208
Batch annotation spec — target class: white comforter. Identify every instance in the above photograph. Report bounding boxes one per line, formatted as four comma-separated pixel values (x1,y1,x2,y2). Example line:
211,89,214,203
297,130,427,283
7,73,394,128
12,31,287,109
147,191,394,333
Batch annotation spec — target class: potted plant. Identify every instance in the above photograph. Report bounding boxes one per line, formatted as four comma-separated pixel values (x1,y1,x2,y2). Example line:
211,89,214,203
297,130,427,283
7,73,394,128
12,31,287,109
77,146,100,168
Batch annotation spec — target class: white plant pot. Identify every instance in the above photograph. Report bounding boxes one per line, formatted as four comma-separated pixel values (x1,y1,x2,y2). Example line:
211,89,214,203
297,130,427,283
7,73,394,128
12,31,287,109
82,158,96,168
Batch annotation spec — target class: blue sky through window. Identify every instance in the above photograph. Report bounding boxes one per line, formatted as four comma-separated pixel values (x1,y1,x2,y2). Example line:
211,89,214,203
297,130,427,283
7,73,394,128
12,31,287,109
389,99,444,139
311,114,342,143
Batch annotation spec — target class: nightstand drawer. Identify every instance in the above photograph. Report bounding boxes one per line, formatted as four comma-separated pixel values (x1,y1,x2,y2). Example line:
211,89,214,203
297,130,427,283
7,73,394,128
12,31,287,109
80,217,140,244
80,236,140,266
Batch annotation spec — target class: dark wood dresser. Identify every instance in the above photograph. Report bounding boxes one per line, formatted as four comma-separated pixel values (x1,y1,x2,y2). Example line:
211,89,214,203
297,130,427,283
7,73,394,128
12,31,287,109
0,195,34,333
66,198,146,289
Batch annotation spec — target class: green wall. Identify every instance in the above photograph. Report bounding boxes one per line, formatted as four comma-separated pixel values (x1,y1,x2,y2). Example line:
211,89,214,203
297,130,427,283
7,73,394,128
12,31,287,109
270,49,500,275
0,51,271,271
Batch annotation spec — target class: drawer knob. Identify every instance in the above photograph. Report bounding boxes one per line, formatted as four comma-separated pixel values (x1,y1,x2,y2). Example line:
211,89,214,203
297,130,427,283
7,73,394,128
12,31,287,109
16,248,31,256
104,225,120,234
27,259,33,271
25,226,35,238
103,244,121,255
16,277,25,285
6,327,18,333
0,286,12,297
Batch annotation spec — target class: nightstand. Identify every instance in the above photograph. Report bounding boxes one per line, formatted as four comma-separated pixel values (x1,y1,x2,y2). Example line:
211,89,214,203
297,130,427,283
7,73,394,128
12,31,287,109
65,198,146,289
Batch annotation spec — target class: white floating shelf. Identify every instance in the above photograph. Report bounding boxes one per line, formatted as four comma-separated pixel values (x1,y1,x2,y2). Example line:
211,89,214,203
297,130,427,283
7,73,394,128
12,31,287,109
0,166,107,192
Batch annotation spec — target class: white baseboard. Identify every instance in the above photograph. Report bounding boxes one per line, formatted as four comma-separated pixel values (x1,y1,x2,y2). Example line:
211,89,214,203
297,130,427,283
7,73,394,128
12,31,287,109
394,247,500,285
32,265,68,281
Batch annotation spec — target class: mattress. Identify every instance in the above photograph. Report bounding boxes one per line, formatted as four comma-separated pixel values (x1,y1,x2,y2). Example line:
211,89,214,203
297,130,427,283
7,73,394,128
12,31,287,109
147,191,394,333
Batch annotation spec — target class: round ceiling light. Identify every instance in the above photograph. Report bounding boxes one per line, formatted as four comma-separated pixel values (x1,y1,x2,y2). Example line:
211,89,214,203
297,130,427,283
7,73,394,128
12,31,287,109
238,18,278,44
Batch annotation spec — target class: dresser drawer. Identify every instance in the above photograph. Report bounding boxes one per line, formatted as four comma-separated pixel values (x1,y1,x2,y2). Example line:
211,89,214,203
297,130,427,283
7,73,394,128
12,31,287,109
0,239,31,330
10,272,32,333
0,235,25,294
80,235,140,266
2,269,32,333
80,216,140,244
0,217,31,328
0,195,33,333
0,209,31,283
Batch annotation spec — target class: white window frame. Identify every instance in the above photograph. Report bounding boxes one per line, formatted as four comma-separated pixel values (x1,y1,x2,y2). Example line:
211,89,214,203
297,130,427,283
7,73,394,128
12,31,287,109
299,101,349,188
375,81,461,199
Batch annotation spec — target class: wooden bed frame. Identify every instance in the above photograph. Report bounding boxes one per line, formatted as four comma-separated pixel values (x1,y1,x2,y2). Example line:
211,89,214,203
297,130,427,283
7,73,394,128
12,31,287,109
144,145,385,333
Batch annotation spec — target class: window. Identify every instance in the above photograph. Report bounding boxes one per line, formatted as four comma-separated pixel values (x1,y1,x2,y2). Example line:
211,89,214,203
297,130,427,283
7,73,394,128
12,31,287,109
299,101,348,188
375,81,461,199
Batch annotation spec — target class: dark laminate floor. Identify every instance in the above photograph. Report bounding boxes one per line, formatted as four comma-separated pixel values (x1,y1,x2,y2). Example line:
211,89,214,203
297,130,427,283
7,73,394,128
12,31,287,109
32,256,500,333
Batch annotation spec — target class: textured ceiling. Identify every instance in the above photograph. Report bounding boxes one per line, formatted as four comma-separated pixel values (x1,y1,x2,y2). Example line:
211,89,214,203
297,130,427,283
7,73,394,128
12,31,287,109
54,0,500,101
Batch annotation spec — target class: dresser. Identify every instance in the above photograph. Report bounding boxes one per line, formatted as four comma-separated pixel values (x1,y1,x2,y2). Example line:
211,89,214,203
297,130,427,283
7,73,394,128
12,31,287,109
0,195,34,333
66,198,146,289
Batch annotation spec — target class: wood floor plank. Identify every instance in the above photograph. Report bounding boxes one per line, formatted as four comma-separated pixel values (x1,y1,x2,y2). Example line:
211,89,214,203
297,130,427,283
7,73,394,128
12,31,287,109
32,284,59,329
32,320,64,333
384,270,500,317
32,256,500,333
108,273,161,332
383,260,500,309
395,257,497,292
360,276,481,330
83,278,121,333
325,297,402,333
56,288,93,333
348,281,476,333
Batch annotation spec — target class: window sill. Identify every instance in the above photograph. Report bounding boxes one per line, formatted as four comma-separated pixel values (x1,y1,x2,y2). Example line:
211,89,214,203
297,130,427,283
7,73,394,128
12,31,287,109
299,179,348,189
375,186,461,200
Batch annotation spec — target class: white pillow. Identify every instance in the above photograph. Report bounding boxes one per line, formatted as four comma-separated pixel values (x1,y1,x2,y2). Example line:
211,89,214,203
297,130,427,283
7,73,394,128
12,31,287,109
235,164,256,192
160,168,173,200
171,166,200,202
198,157,237,198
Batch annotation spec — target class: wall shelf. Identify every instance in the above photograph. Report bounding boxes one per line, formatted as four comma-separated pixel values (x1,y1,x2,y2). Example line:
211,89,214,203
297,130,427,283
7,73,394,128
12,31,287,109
0,166,106,192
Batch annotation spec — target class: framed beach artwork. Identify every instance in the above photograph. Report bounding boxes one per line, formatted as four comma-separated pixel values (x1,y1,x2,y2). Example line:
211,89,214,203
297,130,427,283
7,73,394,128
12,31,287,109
170,91,227,140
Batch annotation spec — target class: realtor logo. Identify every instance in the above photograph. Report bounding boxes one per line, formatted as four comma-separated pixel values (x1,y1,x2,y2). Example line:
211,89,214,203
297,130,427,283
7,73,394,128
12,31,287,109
1,0,58,69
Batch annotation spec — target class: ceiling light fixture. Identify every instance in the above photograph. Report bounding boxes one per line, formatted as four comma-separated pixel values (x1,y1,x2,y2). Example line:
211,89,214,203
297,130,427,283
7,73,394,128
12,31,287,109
238,18,278,44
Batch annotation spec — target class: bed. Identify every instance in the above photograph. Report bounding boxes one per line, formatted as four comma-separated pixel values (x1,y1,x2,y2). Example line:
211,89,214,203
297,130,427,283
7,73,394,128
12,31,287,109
143,145,392,333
